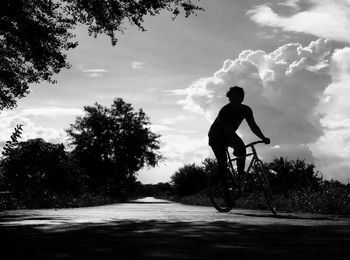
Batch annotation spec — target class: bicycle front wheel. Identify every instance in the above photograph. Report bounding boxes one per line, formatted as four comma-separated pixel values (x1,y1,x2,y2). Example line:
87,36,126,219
254,159,277,216
207,170,235,212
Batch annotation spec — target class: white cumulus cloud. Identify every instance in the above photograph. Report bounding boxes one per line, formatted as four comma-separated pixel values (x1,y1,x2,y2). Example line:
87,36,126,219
247,0,350,43
170,38,350,181
0,112,68,149
159,134,209,163
309,47,350,182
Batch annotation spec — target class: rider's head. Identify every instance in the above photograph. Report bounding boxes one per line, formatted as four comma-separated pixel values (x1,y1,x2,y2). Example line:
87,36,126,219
226,86,244,105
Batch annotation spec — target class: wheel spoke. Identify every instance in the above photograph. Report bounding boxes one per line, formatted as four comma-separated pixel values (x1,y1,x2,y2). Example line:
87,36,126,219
254,160,277,215
207,170,236,212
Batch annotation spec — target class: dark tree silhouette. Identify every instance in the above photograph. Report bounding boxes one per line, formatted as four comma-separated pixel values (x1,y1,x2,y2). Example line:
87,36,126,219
1,124,23,157
0,138,85,195
0,0,203,109
171,163,206,196
66,98,163,194
266,157,322,193
0,0,77,109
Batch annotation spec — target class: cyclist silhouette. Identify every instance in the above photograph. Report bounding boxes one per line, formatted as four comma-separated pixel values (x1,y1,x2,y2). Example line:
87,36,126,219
208,86,270,201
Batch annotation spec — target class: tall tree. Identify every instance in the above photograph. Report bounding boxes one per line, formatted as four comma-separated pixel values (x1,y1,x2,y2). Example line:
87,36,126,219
0,0,203,109
66,98,163,193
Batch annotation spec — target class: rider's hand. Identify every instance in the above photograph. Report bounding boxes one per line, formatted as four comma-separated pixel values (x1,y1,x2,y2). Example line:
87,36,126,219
262,137,270,144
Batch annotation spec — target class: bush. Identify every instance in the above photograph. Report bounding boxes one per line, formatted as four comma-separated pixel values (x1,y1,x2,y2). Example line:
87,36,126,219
167,157,350,215
0,138,86,196
0,190,121,210
171,163,207,196
267,157,322,193
133,182,173,198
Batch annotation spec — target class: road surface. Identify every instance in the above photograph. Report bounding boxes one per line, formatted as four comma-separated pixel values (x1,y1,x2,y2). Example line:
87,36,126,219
1,197,349,259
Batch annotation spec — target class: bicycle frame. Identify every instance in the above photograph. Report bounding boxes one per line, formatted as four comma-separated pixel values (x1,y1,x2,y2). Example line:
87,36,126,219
208,140,277,215
226,141,264,188
208,140,276,215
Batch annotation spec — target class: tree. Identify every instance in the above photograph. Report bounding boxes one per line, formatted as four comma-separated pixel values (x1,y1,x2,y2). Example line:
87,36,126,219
66,98,163,194
0,0,203,110
171,163,206,196
266,157,322,193
0,138,85,195
1,124,23,158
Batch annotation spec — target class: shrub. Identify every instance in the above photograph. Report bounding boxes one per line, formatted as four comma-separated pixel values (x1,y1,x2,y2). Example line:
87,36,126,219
266,157,322,194
171,163,207,196
0,138,86,196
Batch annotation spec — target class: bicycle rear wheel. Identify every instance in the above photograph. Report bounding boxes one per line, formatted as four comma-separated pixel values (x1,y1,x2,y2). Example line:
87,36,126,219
254,159,277,216
207,170,235,212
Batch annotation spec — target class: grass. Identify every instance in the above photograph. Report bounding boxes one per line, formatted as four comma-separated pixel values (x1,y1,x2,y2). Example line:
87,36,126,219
0,191,121,210
156,183,350,215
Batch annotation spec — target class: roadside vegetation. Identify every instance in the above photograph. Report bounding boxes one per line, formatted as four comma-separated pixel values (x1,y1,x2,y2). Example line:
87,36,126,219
1,103,349,214
149,158,350,215
0,99,162,210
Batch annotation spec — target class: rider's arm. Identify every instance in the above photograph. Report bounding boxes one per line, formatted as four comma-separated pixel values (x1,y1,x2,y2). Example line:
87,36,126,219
246,109,270,144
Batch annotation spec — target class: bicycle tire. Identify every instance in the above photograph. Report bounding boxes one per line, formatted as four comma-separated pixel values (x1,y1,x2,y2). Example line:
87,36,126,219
207,170,235,212
253,159,277,216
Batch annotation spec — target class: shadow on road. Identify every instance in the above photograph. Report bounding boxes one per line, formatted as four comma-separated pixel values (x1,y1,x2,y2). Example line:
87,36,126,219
233,212,339,221
1,216,349,259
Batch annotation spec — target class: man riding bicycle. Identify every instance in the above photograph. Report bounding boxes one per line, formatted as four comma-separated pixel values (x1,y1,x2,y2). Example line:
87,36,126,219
208,86,270,203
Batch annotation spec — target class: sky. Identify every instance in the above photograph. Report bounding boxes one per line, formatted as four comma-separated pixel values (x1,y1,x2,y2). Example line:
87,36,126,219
1,0,350,184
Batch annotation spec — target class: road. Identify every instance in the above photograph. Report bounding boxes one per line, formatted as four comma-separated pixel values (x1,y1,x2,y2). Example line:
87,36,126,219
1,197,349,259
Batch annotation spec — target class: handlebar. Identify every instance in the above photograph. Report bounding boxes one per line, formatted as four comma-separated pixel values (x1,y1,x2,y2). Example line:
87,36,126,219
245,140,267,148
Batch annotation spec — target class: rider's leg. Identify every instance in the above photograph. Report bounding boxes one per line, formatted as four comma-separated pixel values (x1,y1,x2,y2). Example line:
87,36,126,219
211,144,228,183
232,133,246,176
211,145,234,205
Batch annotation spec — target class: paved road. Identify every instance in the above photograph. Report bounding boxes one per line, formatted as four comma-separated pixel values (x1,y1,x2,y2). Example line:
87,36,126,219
1,197,349,259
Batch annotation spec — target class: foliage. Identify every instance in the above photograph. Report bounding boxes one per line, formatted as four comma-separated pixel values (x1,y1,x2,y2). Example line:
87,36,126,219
134,182,173,198
170,156,324,198
0,0,77,109
171,163,207,196
170,158,216,197
165,156,350,215
66,98,163,194
1,124,23,157
0,190,120,210
0,138,86,195
64,0,204,45
266,157,322,194
0,0,203,109
202,157,217,177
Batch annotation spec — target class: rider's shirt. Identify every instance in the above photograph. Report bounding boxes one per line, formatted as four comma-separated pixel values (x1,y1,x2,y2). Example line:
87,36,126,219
208,103,253,146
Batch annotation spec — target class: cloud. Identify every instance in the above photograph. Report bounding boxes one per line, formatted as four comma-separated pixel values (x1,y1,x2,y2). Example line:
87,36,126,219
170,38,350,181
0,106,82,153
159,134,209,163
21,107,83,117
150,124,198,134
159,114,194,125
0,112,68,149
150,125,174,132
247,0,350,43
277,0,302,10
309,47,350,182
79,66,108,77
132,61,145,69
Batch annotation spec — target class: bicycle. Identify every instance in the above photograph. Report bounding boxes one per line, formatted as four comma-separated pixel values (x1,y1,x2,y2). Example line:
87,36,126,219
207,140,277,215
